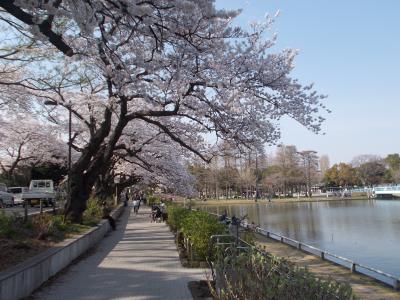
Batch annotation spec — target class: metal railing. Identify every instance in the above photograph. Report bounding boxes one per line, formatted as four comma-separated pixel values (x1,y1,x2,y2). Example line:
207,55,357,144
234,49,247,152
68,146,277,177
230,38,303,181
209,234,342,299
252,226,400,290
204,210,400,290
374,186,400,192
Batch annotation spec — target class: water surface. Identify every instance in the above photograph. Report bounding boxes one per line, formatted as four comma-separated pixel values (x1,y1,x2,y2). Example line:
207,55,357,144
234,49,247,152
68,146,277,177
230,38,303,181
202,199,400,278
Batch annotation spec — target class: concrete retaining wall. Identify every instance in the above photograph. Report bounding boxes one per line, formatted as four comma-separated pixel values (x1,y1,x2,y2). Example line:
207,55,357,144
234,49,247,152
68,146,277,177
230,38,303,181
0,205,124,300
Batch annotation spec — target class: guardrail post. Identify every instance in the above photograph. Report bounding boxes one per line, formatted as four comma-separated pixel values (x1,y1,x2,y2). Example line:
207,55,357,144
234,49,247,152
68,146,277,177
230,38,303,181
321,252,325,260
24,200,28,222
40,199,43,214
280,237,284,243
187,239,190,260
190,243,194,261
394,279,399,290
351,263,356,273
297,242,302,250
266,231,270,238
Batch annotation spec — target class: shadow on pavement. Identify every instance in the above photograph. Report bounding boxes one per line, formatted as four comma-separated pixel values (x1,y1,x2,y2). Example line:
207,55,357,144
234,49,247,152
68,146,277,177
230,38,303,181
31,205,205,300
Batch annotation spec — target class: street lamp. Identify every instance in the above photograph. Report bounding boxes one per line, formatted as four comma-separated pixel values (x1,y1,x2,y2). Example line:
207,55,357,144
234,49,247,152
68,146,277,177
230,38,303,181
44,100,72,208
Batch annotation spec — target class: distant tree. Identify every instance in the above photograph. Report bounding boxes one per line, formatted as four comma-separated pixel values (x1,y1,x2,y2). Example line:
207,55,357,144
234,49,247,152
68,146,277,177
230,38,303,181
262,165,281,196
0,118,66,184
351,154,381,168
385,153,400,170
356,161,386,186
188,163,210,198
297,150,319,197
323,163,359,187
319,155,330,175
275,145,302,195
384,154,400,183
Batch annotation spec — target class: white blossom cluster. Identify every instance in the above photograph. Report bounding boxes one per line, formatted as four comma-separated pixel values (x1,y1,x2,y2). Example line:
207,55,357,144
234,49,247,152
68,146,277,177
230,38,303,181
0,0,328,198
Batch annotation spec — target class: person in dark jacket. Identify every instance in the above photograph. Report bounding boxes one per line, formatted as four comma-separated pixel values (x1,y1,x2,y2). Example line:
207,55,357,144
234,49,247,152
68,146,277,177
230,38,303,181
102,201,116,230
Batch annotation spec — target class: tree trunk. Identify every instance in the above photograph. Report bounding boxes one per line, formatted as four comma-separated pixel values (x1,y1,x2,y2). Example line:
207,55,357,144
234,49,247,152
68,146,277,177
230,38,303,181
65,169,91,223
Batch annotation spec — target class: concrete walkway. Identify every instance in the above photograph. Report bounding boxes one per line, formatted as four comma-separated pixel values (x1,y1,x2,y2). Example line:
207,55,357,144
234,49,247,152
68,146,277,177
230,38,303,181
32,205,206,300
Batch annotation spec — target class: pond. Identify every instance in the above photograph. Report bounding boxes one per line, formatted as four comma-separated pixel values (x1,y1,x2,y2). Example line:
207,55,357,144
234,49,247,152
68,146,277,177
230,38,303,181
201,199,400,278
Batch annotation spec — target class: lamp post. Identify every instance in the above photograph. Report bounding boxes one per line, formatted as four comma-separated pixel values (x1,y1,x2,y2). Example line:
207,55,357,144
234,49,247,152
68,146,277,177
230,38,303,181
44,100,72,209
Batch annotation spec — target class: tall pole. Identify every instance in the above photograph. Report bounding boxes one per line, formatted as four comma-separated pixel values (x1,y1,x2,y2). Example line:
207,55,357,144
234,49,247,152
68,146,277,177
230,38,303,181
255,151,259,200
67,103,72,210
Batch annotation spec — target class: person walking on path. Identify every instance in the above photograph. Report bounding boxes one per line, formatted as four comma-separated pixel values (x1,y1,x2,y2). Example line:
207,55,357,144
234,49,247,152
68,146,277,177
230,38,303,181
137,193,142,212
133,194,141,214
123,191,129,207
160,200,168,221
132,199,139,214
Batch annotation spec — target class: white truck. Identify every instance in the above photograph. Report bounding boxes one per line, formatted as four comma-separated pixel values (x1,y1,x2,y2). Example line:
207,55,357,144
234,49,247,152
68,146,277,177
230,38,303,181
10,180,56,207
0,183,14,207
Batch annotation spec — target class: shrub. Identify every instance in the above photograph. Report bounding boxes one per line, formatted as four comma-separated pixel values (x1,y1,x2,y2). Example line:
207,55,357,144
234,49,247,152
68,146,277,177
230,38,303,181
82,197,103,226
212,250,355,300
52,215,68,232
167,205,190,231
31,214,65,240
181,211,226,260
167,206,226,261
0,212,18,238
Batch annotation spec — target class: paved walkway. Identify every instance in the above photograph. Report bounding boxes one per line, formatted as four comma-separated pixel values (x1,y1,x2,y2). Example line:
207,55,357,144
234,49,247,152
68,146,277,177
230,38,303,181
32,205,206,300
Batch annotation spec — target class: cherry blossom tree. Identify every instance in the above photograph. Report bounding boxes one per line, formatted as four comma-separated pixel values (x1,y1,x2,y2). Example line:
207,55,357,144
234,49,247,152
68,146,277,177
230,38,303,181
0,1,328,222
0,117,67,182
94,120,196,198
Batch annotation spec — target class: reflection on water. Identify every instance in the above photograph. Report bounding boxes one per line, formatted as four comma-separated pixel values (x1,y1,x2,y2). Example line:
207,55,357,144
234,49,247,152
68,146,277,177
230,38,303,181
202,199,400,277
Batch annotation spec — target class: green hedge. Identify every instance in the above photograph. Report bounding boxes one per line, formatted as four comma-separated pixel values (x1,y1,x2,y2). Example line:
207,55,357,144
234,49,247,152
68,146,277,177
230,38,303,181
166,206,190,231
167,206,225,260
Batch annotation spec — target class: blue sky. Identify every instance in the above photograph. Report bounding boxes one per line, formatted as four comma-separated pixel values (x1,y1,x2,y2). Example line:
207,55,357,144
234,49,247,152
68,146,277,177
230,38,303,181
215,0,400,164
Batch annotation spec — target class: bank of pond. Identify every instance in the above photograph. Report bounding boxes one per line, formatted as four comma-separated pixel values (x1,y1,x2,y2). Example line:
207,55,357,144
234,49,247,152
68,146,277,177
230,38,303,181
199,199,400,281
166,205,355,299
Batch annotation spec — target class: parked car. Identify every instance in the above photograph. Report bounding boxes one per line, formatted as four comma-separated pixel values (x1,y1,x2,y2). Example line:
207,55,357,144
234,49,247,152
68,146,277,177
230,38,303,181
0,183,14,207
7,187,29,205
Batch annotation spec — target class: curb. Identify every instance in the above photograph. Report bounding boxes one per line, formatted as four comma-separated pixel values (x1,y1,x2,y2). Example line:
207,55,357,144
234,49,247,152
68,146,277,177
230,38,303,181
0,204,124,300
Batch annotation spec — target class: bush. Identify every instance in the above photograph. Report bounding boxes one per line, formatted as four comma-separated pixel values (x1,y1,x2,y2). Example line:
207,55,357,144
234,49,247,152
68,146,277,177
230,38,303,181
212,251,355,300
147,195,161,206
0,206,97,245
167,206,226,261
31,214,65,240
167,205,191,231
0,212,19,238
82,197,103,226
181,211,226,260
